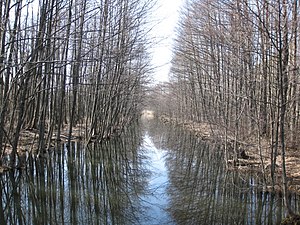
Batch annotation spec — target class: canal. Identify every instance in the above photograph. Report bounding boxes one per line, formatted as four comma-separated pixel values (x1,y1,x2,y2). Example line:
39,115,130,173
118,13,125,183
0,119,299,224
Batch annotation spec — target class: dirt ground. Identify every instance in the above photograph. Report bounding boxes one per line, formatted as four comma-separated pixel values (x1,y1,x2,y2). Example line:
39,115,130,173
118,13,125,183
159,115,300,195
0,125,86,173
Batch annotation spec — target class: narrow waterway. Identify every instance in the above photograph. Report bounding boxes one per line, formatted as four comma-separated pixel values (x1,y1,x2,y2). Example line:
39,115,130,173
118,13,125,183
141,133,175,225
0,119,299,224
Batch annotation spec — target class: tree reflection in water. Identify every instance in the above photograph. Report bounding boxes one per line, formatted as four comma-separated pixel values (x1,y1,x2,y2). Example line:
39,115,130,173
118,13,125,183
0,125,148,225
146,120,300,225
0,120,300,225
140,134,175,225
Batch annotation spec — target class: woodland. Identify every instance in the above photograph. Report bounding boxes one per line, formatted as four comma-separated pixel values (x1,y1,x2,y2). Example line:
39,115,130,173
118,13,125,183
0,0,152,163
149,0,300,222
0,0,300,223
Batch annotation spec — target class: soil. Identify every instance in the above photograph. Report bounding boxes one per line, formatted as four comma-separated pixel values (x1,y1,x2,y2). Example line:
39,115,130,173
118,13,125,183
0,124,87,172
281,215,300,225
159,115,300,195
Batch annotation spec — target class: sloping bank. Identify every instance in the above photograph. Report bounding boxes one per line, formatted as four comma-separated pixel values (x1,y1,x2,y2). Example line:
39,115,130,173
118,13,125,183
158,115,300,196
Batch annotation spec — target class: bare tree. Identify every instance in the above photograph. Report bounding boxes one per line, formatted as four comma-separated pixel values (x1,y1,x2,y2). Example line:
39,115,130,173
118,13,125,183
154,0,300,218
0,0,153,166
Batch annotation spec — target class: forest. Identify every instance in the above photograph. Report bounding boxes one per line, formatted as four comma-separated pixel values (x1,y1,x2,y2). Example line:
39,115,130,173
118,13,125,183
0,0,300,223
150,0,300,221
0,0,152,164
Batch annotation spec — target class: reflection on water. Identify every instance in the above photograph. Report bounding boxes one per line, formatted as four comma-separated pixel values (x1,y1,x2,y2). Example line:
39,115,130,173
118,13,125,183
146,120,300,225
141,134,175,225
0,126,147,225
0,120,300,224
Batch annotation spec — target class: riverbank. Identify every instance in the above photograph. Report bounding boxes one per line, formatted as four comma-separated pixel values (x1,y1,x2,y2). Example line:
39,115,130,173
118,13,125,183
0,123,123,172
159,115,300,195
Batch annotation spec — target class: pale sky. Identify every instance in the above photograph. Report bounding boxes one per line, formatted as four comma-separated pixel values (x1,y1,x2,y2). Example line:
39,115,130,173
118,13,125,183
29,0,184,84
150,0,184,83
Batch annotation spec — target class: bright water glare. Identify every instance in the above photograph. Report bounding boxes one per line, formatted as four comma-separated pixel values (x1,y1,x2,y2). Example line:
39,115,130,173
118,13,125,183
141,134,175,225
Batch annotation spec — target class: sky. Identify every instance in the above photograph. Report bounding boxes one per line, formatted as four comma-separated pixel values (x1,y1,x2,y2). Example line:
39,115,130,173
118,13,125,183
29,0,184,84
150,0,184,83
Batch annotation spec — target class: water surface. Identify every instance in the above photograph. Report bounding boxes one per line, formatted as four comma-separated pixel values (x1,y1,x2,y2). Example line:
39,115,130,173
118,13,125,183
141,133,175,225
0,120,299,224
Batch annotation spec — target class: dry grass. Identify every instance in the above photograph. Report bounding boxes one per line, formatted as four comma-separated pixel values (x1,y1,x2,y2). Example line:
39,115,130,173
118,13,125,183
160,115,300,194
0,124,87,172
